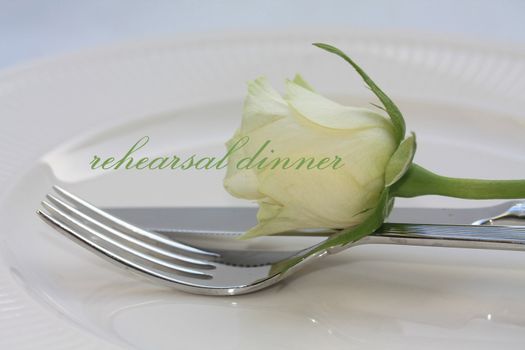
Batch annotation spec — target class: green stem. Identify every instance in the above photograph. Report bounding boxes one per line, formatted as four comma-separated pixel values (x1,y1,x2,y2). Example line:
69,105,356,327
392,163,525,199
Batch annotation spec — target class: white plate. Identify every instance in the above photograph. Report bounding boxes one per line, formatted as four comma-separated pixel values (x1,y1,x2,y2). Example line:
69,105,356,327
1,31,525,350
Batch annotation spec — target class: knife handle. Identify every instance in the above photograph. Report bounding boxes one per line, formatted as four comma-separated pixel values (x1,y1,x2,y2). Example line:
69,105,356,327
365,223,525,251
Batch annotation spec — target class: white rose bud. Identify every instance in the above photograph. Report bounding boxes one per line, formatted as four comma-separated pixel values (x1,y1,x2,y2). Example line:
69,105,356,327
224,75,397,238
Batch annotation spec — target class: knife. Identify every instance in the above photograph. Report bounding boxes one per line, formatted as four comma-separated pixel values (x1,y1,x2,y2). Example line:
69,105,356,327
104,201,524,236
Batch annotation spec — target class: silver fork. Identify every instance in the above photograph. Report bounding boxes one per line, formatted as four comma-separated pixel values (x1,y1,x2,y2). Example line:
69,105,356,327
472,202,525,225
38,186,525,296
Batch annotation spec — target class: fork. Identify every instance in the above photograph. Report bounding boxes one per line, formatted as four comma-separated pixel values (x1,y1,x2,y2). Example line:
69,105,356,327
38,186,525,296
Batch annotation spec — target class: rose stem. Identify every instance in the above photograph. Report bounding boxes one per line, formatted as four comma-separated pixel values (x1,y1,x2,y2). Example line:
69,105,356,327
392,163,525,199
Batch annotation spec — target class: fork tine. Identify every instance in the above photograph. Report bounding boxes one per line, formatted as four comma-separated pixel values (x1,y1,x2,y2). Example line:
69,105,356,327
39,202,213,279
38,210,214,286
45,195,215,269
52,185,219,258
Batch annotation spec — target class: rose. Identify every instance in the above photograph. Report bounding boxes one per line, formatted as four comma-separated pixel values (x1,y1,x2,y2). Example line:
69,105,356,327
223,75,398,238
225,43,525,243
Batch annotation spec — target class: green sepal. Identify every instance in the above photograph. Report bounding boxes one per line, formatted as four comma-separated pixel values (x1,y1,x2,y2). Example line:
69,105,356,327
325,188,392,247
313,43,406,145
384,132,417,187
270,189,392,275
292,74,316,92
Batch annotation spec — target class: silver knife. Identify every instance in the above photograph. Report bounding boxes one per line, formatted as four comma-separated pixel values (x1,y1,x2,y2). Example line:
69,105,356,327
104,201,525,236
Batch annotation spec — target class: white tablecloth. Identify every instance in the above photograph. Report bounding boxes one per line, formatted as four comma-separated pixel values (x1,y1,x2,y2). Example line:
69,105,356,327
1,0,524,70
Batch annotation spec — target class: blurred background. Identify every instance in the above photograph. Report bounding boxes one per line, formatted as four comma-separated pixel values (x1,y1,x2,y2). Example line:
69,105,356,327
1,0,524,70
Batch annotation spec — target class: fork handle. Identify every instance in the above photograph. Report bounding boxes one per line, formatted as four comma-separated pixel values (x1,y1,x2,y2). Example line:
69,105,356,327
364,223,525,251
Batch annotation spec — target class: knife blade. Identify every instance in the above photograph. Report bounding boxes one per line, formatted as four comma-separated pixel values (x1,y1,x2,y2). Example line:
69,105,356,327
104,201,522,235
